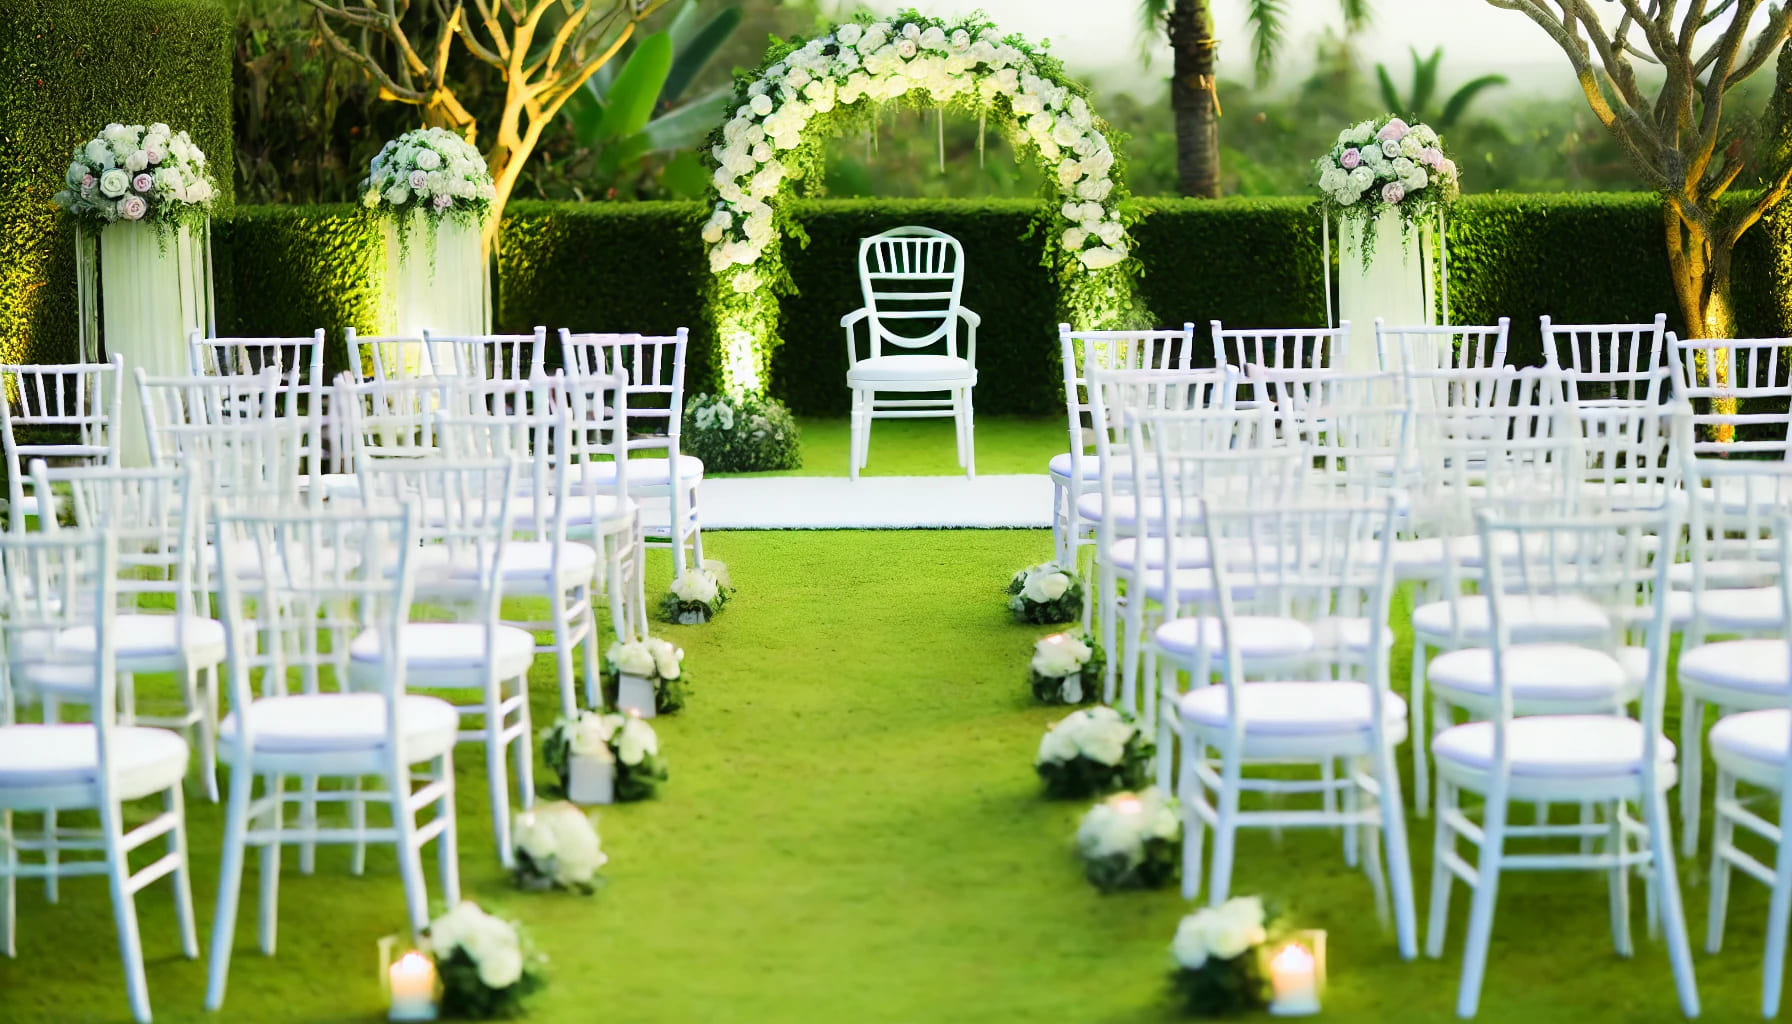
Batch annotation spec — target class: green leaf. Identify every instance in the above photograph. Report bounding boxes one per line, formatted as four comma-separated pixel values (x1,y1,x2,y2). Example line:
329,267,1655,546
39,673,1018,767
1410,46,1441,117
661,151,713,198
660,6,742,107
1440,74,1509,129
664,0,704,50
565,83,608,149
598,32,674,142
1376,63,1402,113
1245,0,1288,85
642,86,733,152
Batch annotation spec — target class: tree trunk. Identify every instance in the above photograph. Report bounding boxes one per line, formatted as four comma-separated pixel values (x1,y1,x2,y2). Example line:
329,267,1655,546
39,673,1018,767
1168,0,1220,198
1664,204,1738,440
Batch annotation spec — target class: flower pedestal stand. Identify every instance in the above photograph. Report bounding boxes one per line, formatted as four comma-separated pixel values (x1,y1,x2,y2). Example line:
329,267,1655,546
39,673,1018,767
86,218,214,466
616,675,657,719
566,754,615,805
381,211,489,366
1328,208,1446,372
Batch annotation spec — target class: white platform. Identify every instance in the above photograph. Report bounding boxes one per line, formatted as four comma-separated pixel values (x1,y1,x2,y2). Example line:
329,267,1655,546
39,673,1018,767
686,474,1053,530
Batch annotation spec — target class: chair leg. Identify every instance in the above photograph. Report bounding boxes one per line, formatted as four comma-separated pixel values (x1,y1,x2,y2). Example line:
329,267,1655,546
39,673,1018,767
580,582,603,714
1707,771,1738,954
0,809,11,959
257,774,284,955
1644,787,1700,1018
1339,760,1358,868
1050,482,1066,565
391,766,431,935
1426,779,1456,959
1410,641,1430,816
513,679,535,813
296,773,319,876
552,592,578,720
199,666,220,803
962,388,976,478
167,785,199,960
205,761,255,1010
687,482,706,567
349,776,367,876
436,752,461,907
849,390,864,480
1156,663,1177,792
488,703,515,870
99,799,151,1024
1455,783,1509,1018
1607,799,1633,958
1680,692,1704,859
1208,754,1244,906
42,805,57,904
1377,746,1419,959
1179,737,1207,903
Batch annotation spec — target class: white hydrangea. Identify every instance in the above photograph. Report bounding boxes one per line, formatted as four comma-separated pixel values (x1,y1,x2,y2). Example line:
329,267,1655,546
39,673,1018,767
1031,633,1092,678
513,801,607,888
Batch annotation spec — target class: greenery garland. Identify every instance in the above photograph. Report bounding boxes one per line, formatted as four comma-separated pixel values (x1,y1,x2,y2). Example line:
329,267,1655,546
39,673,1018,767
701,8,1151,398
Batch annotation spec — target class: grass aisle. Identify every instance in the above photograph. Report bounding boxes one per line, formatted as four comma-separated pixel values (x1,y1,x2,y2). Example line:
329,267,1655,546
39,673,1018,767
0,530,1774,1021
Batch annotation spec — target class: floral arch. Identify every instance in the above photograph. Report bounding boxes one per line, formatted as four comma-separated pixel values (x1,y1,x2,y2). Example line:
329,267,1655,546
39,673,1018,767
701,11,1151,396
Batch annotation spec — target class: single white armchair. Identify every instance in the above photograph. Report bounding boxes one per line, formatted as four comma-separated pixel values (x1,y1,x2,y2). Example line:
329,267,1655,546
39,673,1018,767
841,226,981,478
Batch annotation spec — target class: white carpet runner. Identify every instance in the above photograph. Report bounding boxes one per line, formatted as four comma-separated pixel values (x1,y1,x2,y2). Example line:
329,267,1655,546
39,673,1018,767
686,474,1053,529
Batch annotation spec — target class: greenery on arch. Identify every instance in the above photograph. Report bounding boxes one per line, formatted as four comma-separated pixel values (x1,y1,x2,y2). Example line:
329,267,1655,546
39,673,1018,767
700,9,1152,400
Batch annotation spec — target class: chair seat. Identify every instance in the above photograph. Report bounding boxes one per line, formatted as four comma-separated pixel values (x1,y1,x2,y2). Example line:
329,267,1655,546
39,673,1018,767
1692,586,1782,631
1679,639,1791,696
220,693,458,760
1104,536,1210,570
511,493,634,531
1178,680,1407,736
1667,558,1777,590
1308,617,1397,654
48,614,228,666
1711,709,1792,776
1411,594,1609,643
459,540,599,584
348,622,536,680
1155,616,1315,661
1429,643,1644,705
1050,452,1134,482
0,724,188,799
847,354,976,384
1434,716,1675,778
573,456,704,488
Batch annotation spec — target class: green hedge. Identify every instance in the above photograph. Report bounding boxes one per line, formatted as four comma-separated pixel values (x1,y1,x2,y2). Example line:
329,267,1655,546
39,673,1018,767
0,0,235,365
212,205,380,378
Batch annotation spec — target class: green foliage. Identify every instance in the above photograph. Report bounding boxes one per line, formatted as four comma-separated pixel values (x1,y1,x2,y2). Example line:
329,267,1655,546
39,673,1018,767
1083,834,1178,892
1007,561,1083,625
1035,728,1153,800
1171,952,1269,1017
683,390,803,472
1029,639,1104,705
1376,47,1508,130
212,205,382,379
0,0,234,364
434,945,544,1020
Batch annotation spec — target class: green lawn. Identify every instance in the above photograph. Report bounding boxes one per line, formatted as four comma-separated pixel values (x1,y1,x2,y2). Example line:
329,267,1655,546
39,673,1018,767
0,531,1776,1022
714,416,1065,478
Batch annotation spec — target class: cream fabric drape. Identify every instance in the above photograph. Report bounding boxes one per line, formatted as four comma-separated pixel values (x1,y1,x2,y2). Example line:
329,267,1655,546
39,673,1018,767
1335,209,1440,372
98,219,211,466
382,212,490,372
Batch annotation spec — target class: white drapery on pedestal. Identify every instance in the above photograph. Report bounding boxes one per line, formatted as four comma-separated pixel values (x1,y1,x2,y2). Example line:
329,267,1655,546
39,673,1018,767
1326,208,1446,372
381,212,490,372
88,218,215,466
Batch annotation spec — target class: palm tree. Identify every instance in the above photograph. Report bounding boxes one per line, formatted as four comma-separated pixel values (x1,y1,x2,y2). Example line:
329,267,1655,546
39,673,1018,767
1375,46,1506,132
1140,0,1370,197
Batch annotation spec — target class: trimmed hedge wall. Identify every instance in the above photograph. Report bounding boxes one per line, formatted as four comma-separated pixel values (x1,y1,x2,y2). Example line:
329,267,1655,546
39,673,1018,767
146,192,1792,413
0,0,235,365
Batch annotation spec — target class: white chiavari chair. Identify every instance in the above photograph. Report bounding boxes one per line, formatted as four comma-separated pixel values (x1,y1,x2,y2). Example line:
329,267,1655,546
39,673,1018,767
345,328,462,383
1542,313,1669,407
1667,332,1792,461
423,327,547,382
562,369,646,643
1210,321,1350,407
0,529,197,1024
1374,318,1510,374
1,356,122,529
1428,507,1697,1018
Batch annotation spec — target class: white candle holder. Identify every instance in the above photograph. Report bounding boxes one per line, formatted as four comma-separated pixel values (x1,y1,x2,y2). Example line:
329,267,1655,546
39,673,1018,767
378,934,439,1022
616,674,657,718
1266,930,1325,1017
567,752,615,805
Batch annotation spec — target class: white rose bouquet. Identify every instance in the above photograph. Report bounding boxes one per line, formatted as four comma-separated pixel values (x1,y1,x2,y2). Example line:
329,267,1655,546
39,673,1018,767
512,801,607,894
1007,560,1082,624
424,901,544,1019
603,636,689,714
361,127,495,261
541,710,668,802
659,559,734,625
1169,896,1275,1015
1029,632,1104,705
52,123,216,230
1076,787,1180,891
1315,115,1458,260
683,392,801,473
1034,705,1151,799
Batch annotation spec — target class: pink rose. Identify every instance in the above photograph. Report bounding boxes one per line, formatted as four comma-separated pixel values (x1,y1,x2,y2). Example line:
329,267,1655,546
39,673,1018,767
432,193,452,210
1381,181,1406,204
145,148,163,165
1377,117,1410,142
80,174,94,188
1419,146,1444,170
1340,148,1361,170
408,169,427,189
118,195,148,220
132,173,153,193
1440,158,1458,178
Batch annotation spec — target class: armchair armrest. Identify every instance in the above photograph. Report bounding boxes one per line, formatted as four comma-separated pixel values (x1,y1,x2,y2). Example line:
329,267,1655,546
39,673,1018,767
842,307,871,365
957,307,980,368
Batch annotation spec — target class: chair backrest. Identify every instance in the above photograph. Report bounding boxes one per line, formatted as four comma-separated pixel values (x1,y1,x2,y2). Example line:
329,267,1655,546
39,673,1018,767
334,373,467,468
1680,456,1792,603
1375,318,1510,374
214,506,416,730
561,368,631,501
1406,368,1580,537
1059,324,1198,475
138,368,291,507
32,462,203,623
436,376,568,546
1665,333,1792,457
0,529,118,749
1123,403,1307,548
345,328,464,383
1,357,123,528
354,459,516,626
1211,321,1350,406
1254,370,1412,501
423,327,548,382
1570,385,1683,514
1541,313,1668,405
857,226,965,353
188,329,326,387
555,329,690,473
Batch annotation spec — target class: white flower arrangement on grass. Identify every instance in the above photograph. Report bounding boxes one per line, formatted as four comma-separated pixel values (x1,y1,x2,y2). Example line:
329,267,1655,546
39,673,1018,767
1315,115,1459,260
424,901,543,1019
660,559,734,625
1007,560,1082,624
53,123,216,230
512,801,607,894
1029,632,1104,705
1034,705,1152,799
541,710,668,802
1076,787,1181,891
683,392,802,472
1170,897,1274,1015
604,636,689,714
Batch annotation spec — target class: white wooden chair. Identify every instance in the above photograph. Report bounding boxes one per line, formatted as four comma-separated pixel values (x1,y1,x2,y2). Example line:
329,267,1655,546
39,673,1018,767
561,370,647,643
345,328,462,383
558,329,702,575
1374,318,1510,374
1209,321,1349,407
842,226,981,479
422,327,547,382
1542,313,1669,407
1666,333,1792,459
1704,512,1792,1017
205,505,459,1009
1,357,122,529
1427,507,1698,1018
1053,324,1196,566
0,529,197,1024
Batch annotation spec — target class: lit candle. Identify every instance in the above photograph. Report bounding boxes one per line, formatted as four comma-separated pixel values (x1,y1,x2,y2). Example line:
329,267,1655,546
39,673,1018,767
387,950,439,1021
1041,632,1071,649
1110,793,1143,816
1268,941,1320,1016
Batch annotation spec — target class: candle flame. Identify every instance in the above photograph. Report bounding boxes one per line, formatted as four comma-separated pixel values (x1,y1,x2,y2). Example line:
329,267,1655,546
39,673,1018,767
1111,794,1143,815
395,951,432,974
1272,942,1314,972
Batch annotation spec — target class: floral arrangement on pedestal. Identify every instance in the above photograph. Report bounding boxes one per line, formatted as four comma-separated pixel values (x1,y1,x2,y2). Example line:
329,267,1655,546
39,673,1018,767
1169,897,1273,1016
1029,632,1103,705
1076,787,1180,891
700,9,1150,437
603,637,689,714
360,127,496,252
53,123,217,230
1008,561,1082,624
683,392,802,472
541,710,668,802
424,901,544,1019
1314,115,1459,257
1034,705,1151,798
660,560,734,625
512,802,607,894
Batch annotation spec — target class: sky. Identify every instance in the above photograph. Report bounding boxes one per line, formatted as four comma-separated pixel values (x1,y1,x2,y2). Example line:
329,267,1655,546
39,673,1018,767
847,0,1587,97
